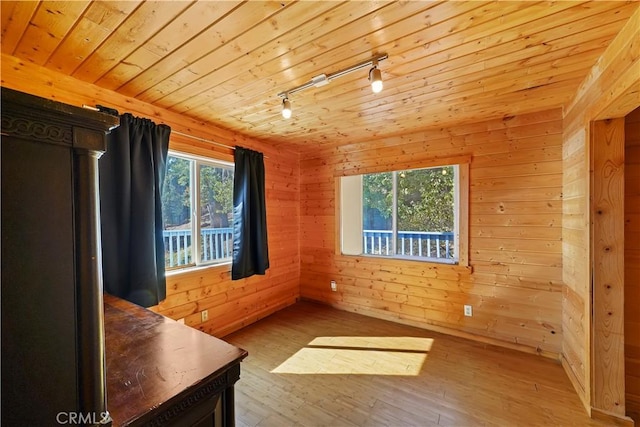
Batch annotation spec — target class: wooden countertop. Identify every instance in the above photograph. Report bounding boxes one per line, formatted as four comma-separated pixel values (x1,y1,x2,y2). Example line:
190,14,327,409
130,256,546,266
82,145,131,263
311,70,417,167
104,294,248,426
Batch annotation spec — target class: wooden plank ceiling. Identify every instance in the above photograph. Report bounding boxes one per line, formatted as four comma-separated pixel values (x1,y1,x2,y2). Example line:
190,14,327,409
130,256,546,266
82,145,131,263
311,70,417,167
1,1,637,152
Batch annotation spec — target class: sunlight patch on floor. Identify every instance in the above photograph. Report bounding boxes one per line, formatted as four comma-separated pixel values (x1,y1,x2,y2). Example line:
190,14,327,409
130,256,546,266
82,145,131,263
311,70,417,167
271,336,433,375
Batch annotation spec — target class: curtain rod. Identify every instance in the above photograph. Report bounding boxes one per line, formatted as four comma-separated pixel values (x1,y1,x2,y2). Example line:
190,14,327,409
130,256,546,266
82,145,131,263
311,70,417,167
171,130,235,151
172,130,268,159
82,105,234,151
83,104,268,158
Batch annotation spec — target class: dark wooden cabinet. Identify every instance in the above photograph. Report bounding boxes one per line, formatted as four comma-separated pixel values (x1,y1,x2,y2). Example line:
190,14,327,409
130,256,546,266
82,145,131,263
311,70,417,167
1,88,247,426
1,87,118,426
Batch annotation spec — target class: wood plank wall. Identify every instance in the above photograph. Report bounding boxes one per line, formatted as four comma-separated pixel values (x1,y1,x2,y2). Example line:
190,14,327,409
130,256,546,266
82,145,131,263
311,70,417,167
299,109,564,357
0,54,301,338
625,107,640,420
561,5,639,417
591,118,627,417
561,123,590,405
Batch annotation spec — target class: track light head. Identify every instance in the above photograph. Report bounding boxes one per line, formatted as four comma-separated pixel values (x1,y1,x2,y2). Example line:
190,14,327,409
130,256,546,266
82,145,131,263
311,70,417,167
369,66,383,94
282,97,291,119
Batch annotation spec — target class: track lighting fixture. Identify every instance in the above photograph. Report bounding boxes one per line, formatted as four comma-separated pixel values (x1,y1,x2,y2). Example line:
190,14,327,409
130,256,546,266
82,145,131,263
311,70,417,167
277,54,388,119
369,60,383,93
282,97,292,119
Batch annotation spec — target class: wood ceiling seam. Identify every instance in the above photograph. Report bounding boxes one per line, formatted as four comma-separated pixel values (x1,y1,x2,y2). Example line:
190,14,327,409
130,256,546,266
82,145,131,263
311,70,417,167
71,1,193,84
115,0,249,97
44,1,141,76
13,1,92,67
134,0,322,105
107,2,262,97
0,0,39,55
97,1,244,92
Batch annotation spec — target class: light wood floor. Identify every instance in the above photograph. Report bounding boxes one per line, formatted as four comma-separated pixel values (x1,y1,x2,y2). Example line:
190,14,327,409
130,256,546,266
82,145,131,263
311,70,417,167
225,301,612,427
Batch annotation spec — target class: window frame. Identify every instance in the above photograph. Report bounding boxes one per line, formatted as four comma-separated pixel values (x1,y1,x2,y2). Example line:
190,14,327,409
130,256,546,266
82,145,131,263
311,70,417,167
163,150,235,271
337,156,470,268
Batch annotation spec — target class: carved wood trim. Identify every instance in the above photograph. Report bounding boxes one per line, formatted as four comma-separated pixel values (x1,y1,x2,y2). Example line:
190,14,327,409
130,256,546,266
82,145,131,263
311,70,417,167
1,115,73,146
143,364,241,426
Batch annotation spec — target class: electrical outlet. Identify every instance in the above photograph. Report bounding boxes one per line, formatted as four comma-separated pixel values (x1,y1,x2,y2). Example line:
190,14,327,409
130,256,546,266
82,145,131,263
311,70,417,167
201,309,209,322
463,305,473,317
330,280,337,291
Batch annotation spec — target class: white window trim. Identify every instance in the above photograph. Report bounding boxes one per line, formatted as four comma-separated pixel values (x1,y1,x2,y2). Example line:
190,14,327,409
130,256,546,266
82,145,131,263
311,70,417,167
339,175,363,255
164,150,234,271
336,156,470,268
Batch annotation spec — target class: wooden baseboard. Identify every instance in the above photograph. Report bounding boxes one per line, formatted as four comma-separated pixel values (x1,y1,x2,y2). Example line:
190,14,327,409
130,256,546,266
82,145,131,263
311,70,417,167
591,407,635,426
301,297,560,360
216,297,297,338
560,353,590,413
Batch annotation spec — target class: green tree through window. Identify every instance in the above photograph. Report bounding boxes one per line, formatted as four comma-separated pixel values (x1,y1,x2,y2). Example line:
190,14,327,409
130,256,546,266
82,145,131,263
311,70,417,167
161,154,234,269
162,156,191,228
360,165,457,261
397,166,454,232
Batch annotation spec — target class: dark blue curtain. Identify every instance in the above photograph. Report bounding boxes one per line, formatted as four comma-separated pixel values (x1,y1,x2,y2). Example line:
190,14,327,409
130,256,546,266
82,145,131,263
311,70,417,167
99,114,170,307
232,147,269,280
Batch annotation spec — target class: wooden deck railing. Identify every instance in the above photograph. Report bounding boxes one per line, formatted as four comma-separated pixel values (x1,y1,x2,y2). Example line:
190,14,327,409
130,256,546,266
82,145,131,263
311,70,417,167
165,228,453,268
164,227,233,267
363,230,454,260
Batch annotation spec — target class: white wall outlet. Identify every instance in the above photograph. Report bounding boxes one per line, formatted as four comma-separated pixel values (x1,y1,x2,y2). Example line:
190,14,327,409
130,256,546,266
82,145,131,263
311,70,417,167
330,280,337,291
463,305,473,317
201,309,209,322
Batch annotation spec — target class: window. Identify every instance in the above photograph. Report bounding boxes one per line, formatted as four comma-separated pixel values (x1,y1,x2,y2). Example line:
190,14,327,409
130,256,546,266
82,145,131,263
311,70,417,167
340,161,468,266
162,152,234,269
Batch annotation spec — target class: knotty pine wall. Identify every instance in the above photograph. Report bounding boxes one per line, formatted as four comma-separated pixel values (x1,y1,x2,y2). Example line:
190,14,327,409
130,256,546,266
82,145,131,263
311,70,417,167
626,107,640,419
299,109,564,357
155,145,300,337
561,6,639,418
561,122,590,407
0,55,300,338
